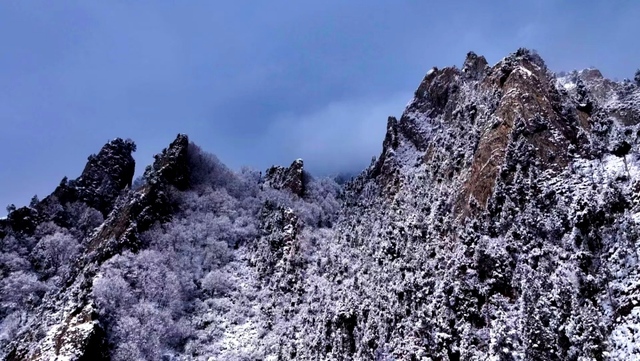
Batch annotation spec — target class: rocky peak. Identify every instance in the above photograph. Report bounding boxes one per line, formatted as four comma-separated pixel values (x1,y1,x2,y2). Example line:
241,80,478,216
581,68,604,82
143,133,190,190
412,66,461,119
462,51,489,80
264,159,305,197
91,134,192,257
370,116,400,193
53,138,136,217
76,138,136,212
557,68,638,126
371,48,595,216
2,138,137,235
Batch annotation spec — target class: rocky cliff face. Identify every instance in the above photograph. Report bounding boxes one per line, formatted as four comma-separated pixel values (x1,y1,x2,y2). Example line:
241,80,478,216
2,49,640,360
314,49,640,360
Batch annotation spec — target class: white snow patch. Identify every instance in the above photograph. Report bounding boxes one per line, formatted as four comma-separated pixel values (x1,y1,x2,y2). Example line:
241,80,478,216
218,319,259,354
556,76,576,91
609,307,640,359
515,66,533,77
572,154,638,182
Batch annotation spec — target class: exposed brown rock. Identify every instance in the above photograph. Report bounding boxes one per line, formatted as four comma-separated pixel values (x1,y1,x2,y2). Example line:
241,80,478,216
458,51,586,216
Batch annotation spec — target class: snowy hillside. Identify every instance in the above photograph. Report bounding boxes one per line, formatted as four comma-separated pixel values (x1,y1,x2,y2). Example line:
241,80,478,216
1,49,640,360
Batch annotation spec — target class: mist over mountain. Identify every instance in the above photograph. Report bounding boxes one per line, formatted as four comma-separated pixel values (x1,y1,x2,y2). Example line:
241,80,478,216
3,2,640,217
2,49,640,360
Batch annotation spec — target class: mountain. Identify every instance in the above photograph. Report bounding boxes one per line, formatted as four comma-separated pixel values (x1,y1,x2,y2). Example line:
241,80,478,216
1,48,640,360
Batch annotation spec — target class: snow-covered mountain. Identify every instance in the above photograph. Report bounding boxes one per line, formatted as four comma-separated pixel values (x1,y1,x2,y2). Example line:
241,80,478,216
2,49,640,360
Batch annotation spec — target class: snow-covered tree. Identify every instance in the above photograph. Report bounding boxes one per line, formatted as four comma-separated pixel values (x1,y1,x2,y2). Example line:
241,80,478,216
32,232,79,278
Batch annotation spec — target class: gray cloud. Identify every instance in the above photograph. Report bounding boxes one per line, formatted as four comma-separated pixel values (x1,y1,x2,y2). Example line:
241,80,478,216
260,92,411,174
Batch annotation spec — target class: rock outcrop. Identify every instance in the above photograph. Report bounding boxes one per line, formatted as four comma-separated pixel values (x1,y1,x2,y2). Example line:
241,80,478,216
51,138,137,217
0,139,137,237
144,133,190,191
263,158,306,197
3,134,191,361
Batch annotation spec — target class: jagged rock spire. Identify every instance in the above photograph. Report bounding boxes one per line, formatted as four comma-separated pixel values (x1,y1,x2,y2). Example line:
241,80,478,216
52,138,137,217
264,158,306,197
144,133,190,190
462,51,488,79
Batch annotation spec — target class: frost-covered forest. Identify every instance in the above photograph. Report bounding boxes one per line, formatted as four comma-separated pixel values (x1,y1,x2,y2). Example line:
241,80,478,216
92,145,343,360
2,49,640,360
0,141,343,360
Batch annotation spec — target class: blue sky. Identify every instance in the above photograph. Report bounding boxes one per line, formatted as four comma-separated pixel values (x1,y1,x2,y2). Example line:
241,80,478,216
1,1,639,212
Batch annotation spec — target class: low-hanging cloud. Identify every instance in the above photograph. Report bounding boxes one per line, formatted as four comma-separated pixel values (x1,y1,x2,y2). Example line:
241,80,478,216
261,92,412,175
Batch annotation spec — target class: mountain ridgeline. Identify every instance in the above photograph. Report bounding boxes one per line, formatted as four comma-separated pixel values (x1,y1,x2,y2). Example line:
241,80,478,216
2,49,640,360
